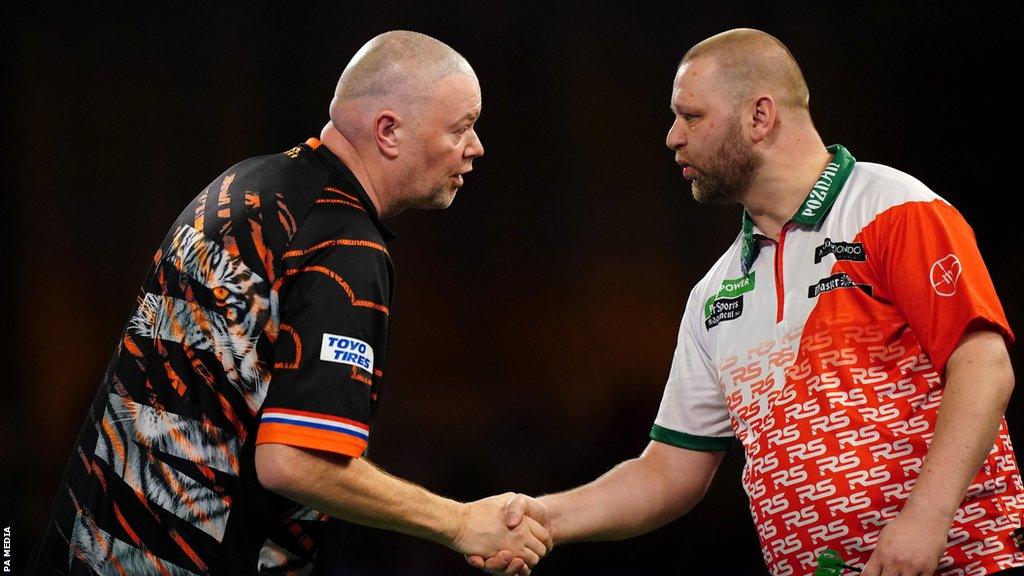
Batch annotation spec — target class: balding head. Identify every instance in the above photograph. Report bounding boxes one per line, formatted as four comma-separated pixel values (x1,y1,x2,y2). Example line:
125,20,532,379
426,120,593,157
680,28,809,112
330,31,475,135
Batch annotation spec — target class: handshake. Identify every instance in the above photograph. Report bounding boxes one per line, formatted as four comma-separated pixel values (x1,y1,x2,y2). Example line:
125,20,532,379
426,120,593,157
453,493,552,576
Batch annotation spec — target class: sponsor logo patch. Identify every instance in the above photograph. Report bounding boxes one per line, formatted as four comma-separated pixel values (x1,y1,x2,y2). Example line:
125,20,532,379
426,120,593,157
807,273,873,298
814,238,866,263
705,296,744,330
929,254,962,297
320,333,374,372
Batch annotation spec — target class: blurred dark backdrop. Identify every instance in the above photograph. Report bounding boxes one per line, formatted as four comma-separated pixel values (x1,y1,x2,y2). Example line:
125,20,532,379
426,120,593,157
3,2,1022,575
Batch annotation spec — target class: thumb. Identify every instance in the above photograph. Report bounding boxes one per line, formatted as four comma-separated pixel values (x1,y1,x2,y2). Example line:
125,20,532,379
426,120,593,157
504,494,528,528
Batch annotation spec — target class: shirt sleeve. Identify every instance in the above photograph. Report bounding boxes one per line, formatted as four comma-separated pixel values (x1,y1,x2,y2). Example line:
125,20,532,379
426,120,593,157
862,198,1014,375
256,234,391,458
651,285,735,451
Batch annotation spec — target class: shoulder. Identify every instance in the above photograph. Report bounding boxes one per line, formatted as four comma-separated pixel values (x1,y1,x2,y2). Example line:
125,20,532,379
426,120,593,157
841,161,949,212
217,146,330,197
827,161,959,233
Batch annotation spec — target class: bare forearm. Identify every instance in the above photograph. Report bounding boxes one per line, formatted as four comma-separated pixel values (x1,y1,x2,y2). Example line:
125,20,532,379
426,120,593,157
256,444,463,547
903,331,1014,522
541,443,722,544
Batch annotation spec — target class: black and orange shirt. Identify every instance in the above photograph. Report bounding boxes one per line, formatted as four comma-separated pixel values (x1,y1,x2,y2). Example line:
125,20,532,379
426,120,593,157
29,138,394,575
652,145,1022,575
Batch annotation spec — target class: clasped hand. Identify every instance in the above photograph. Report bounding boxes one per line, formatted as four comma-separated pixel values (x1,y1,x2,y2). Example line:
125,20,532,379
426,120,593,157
453,493,552,576
462,494,550,576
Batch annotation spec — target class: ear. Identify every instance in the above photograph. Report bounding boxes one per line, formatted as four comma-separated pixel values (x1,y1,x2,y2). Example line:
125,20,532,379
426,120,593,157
374,110,401,159
749,95,777,144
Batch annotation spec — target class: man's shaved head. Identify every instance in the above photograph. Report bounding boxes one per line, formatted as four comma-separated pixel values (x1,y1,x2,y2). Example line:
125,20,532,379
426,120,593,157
680,28,809,111
330,31,475,135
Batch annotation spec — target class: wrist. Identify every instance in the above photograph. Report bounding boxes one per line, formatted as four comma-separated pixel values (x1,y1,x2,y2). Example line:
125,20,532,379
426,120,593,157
900,498,955,531
437,498,470,551
538,494,564,545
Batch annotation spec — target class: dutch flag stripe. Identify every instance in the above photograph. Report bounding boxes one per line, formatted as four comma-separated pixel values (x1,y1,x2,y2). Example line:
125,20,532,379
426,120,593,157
261,411,369,441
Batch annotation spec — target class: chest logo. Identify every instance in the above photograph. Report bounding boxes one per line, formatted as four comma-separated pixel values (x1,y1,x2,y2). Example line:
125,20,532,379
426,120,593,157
704,272,755,330
807,273,873,298
929,254,962,297
814,238,866,263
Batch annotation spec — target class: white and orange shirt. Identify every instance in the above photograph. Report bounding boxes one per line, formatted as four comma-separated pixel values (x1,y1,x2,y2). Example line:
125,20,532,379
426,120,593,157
652,145,1022,575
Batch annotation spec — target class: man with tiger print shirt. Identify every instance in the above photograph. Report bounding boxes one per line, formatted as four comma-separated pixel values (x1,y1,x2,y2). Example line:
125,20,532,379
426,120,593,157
27,31,551,576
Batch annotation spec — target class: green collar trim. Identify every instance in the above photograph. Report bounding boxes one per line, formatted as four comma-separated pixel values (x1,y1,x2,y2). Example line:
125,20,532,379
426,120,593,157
740,144,855,274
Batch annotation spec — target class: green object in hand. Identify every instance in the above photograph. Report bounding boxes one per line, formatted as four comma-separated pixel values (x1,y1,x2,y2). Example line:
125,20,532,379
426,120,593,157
814,549,857,575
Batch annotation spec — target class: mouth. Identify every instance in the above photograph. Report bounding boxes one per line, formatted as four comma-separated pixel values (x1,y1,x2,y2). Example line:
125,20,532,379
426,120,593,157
451,168,472,187
676,160,697,180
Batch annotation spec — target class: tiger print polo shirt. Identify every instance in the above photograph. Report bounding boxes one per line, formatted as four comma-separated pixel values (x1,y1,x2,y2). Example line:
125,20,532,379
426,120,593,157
28,137,394,575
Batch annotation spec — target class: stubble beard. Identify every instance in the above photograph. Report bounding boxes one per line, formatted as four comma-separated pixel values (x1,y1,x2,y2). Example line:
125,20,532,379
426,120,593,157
691,121,761,206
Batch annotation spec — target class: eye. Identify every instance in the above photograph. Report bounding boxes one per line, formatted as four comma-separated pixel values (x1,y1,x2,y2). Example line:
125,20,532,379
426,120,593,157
454,125,470,136
212,286,229,300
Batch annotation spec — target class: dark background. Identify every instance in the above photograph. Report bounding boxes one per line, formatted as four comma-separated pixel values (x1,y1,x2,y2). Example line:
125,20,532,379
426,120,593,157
3,2,1022,575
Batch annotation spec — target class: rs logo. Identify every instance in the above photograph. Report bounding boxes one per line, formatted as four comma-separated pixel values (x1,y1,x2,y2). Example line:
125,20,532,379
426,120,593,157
757,518,778,541
770,534,802,556
954,502,987,524
808,519,849,543
810,410,850,434
887,414,930,436
826,388,869,408
845,464,892,488
807,371,842,393
766,424,801,448
819,348,858,368
818,451,861,474
857,505,900,527
867,342,906,362
826,490,871,515
759,493,789,516
850,366,888,386
858,402,900,423
880,479,916,501
961,536,1004,559
836,425,881,448
781,505,819,529
771,464,808,488
794,478,835,501
788,438,827,462
875,378,918,401
839,528,880,553
869,438,914,461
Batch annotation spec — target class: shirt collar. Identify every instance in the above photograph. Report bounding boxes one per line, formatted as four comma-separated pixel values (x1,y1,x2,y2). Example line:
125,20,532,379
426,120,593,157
304,137,395,241
739,144,856,274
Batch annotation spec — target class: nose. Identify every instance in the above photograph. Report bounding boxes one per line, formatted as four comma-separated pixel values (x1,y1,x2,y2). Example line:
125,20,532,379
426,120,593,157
464,127,484,159
665,117,686,150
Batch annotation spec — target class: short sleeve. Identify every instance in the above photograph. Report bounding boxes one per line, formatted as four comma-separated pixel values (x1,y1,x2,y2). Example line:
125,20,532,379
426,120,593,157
651,286,735,451
862,199,1014,375
256,237,391,458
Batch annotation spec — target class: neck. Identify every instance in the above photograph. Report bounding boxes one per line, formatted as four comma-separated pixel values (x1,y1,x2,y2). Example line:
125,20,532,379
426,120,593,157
318,122,388,218
739,130,830,241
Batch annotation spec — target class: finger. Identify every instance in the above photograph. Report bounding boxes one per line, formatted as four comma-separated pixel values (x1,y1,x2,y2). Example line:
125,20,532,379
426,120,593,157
501,557,526,576
860,554,881,576
504,494,528,528
513,560,531,576
465,555,485,569
524,515,553,552
483,551,515,573
522,517,552,557
514,547,541,568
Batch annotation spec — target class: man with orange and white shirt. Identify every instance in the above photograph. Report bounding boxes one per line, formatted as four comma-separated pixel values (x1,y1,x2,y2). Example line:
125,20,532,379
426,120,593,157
473,28,1021,576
